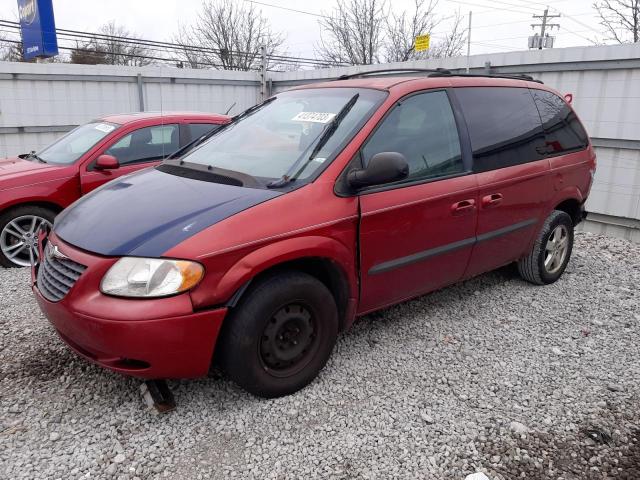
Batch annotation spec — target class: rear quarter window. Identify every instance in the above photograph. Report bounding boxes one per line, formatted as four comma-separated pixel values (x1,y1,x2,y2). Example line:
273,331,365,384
530,89,589,155
455,87,546,172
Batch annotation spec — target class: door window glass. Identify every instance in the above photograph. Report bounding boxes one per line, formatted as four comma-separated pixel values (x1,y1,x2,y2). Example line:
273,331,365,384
106,124,179,165
188,123,221,141
455,87,546,172
362,90,464,183
531,89,588,155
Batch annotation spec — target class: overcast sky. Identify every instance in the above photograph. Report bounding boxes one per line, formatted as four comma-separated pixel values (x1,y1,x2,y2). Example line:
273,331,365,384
0,0,607,60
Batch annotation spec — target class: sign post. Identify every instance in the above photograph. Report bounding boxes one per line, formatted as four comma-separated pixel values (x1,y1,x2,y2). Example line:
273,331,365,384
414,34,430,53
17,0,58,60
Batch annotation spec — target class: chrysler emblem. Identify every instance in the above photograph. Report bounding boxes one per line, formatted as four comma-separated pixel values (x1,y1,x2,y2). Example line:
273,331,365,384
46,243,69,261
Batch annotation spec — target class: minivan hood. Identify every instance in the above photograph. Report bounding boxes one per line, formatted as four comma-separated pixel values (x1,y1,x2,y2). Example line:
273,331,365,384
54,167,281,257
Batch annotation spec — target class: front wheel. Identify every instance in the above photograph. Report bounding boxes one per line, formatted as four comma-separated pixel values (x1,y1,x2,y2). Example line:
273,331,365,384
517,210,574,285
217,271,338,398
0,206,55,268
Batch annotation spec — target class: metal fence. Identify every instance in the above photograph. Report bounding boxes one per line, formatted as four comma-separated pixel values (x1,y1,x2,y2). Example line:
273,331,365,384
0,43,639,240
0,63,259,157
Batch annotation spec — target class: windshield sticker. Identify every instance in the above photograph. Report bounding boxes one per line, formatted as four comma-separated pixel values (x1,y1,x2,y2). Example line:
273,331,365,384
94,123,116,133
292,112,336,124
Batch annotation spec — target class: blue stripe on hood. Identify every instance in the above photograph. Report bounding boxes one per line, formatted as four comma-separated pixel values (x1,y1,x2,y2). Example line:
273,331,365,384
54,167,281,257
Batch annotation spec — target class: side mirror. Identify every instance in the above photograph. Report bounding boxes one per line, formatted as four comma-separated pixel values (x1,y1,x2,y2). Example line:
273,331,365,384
347,152,409,189
95,154,119,170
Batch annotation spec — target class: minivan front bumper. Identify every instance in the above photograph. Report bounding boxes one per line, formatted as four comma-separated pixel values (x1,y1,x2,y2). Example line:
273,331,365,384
32,234,227,379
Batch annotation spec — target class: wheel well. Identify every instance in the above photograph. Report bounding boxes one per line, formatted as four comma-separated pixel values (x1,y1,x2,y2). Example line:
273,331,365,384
233,257,352,331
555,198,582,225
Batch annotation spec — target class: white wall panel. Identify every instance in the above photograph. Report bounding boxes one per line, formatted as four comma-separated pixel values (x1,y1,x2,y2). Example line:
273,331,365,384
0,43,639,234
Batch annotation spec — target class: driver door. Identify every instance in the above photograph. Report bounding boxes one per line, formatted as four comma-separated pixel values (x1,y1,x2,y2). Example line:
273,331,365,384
80,123,180,194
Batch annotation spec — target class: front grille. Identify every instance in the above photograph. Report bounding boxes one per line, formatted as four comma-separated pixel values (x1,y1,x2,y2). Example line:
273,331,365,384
37,249,87,302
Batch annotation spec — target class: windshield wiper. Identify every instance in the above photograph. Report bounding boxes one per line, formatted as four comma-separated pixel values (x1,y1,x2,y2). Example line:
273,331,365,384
232,96,276,122
24,151,47,163
267,93,359,188
168,130,217,160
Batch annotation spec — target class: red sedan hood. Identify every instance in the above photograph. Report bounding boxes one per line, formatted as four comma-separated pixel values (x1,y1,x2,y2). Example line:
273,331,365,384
0,157,67,185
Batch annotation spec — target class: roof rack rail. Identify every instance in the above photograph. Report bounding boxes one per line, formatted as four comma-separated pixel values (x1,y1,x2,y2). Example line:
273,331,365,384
336,68,452,80
427,71,543,84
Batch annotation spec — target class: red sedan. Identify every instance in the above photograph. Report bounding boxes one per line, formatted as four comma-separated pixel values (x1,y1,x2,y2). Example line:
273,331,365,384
0,112,229,267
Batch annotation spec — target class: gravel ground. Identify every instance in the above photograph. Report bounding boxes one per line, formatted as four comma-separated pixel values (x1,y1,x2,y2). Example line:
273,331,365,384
1,232,639,480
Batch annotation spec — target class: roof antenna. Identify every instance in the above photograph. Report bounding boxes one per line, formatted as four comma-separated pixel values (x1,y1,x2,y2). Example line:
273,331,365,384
225,102,237,116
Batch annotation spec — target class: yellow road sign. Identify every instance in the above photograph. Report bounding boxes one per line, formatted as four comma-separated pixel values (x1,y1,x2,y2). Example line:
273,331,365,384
415,34,430,52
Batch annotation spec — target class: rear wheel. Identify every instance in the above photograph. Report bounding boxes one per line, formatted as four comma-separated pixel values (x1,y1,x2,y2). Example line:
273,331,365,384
517,210,574,285
218,271,338,398
0,206,55,268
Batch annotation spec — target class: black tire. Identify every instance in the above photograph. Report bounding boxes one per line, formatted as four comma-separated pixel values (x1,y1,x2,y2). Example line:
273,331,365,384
517,210,574,285
217,271,338,398
0,205,56,268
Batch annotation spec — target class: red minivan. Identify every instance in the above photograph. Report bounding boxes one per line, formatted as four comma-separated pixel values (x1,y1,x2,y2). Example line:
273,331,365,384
0,112,229,267
33,71,596,398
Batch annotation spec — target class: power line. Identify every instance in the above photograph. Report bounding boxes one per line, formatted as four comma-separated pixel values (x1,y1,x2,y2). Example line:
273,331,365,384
0,19,349,68
243,0,327,19
446,0,534,15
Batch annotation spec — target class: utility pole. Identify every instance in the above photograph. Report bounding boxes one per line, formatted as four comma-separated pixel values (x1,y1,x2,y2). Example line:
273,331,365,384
466,11,472,73
531,8,560,49
260,44,267,102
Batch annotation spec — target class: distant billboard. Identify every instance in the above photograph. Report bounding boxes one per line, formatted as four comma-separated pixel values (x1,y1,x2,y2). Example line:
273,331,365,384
17,0,59,60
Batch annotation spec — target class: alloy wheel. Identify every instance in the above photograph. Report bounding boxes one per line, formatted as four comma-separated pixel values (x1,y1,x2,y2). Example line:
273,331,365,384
0,215,52,267
544,224,569,274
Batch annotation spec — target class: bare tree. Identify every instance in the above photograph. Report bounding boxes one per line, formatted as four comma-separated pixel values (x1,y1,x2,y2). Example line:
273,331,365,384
594,0,639,43
70,40,109,65
94,21,153,66
318,0,467,66
317,0,387,65
385,0,439,62
174,0,284,70
429,10,467,59
0,34,23,62
67,22,152,66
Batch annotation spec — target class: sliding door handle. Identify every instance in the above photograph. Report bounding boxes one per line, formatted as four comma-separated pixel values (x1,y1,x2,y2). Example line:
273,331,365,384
451,199,476,215
482,193,503,208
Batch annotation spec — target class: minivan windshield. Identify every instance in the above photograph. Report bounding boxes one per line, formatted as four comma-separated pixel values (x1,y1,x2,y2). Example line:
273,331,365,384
37,122,119,165
178,88,387,186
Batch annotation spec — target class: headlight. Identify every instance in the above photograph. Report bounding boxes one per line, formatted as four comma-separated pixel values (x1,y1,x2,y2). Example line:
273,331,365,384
100,257,204,298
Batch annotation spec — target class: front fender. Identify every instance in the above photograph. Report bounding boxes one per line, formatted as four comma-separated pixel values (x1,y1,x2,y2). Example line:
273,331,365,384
219,235,356,302
190,235,357,311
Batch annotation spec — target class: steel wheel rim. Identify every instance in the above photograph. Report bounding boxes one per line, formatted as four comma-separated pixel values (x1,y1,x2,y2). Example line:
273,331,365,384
544,224,569,274
0,215,51,267
259,303,318,378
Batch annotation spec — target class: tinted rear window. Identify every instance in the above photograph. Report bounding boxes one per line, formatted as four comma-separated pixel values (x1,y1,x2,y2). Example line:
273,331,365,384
455,87,546,172
530,89,589,155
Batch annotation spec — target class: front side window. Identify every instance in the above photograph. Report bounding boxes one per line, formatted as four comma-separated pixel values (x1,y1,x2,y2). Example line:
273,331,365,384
362,90,464,183
455,87,546,172
37,122,119,165
178,88,386,186
106,124,179,166
531,89,589,155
